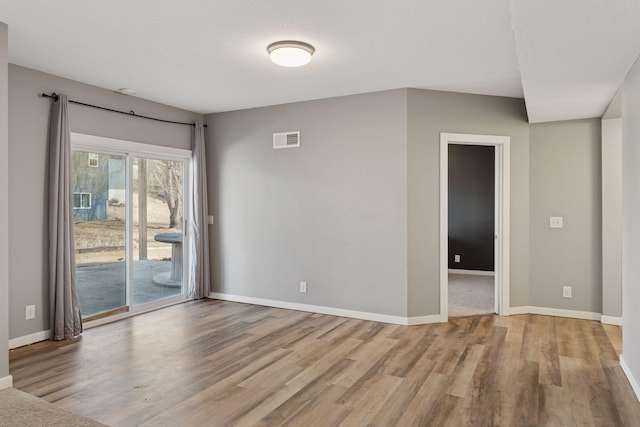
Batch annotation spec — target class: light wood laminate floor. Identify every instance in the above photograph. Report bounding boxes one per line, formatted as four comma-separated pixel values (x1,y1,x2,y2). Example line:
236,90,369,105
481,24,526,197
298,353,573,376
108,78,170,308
9,300,640,426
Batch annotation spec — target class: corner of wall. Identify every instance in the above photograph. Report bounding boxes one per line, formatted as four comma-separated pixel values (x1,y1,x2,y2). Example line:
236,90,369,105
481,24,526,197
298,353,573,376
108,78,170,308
621,50,640,403
620,356,640,402
0,21,11,385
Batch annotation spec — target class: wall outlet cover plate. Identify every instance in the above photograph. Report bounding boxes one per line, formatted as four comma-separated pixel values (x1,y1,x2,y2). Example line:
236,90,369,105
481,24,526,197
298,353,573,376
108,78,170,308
550,216,564,228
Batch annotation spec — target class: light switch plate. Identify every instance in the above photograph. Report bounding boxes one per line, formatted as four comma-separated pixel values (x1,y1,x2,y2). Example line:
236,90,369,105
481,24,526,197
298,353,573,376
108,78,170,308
550,216,563,228
207,215,214,225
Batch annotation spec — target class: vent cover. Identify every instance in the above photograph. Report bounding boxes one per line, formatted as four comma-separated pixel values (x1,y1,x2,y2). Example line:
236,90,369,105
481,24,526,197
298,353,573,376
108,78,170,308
273,131,300,149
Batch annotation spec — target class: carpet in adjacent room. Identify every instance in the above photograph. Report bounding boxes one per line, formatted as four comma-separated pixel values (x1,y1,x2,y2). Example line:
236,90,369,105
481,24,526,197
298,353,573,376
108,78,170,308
448,273,494,317
0,388,105,427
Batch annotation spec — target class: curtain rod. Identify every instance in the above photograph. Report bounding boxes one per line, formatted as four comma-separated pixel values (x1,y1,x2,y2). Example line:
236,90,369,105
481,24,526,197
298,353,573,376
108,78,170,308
40,92,206,128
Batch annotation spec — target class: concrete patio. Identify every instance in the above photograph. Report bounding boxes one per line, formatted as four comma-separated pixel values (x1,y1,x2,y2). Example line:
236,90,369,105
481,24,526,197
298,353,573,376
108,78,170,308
77,260,183,317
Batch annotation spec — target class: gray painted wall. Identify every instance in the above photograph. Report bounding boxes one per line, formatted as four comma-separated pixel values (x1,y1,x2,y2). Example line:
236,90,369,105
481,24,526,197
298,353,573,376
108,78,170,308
529,120,602,312
6,64,611,344
8,65,203,339
407,89,530,316
207,88,530,319
602,118,622,318
0,22,10,384
206,90,408,316
621,56,640,388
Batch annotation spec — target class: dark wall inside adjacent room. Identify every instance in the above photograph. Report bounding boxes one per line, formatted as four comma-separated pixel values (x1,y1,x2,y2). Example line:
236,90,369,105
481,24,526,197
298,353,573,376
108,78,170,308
448,144,495,271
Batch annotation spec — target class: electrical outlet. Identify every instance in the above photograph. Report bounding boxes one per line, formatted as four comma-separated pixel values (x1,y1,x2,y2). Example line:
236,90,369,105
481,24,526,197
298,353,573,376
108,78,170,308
207,215,215,225
550,216,564,229
25,305,35,320
454,254,461,263
562,286,572,298
299,282,307,293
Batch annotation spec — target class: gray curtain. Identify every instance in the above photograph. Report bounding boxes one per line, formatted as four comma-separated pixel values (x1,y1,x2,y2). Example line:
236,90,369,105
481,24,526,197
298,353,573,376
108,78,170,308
188,122,210,299
48,94,82,340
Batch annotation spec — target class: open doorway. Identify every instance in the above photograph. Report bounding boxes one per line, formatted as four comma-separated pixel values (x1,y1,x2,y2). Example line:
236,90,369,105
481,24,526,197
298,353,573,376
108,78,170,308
439,133,510,319
448,144,495,316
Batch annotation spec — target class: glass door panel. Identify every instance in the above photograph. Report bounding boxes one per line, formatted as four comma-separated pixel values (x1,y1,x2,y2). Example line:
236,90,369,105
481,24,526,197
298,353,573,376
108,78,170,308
132,157,184,306
73,137,189,322
73,151,127,318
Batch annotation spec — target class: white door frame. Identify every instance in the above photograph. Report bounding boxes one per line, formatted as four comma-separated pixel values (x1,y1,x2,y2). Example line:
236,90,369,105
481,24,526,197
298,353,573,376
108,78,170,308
440,132,510,318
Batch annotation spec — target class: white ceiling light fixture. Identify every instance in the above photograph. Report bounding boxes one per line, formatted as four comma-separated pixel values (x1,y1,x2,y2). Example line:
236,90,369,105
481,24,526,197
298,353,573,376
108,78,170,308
267,41,315,67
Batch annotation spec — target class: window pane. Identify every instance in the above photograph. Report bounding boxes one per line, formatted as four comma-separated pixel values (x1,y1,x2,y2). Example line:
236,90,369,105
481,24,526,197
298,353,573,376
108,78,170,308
73,151,127,318
132,157,183,306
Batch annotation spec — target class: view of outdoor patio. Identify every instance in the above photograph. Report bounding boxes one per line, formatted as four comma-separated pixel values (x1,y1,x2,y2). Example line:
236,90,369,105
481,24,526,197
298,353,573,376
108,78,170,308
73,153,184,318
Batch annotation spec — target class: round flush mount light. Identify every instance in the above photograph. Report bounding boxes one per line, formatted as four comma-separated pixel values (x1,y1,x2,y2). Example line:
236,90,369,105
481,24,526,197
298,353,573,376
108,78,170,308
267,41,315,67
117,88,137,96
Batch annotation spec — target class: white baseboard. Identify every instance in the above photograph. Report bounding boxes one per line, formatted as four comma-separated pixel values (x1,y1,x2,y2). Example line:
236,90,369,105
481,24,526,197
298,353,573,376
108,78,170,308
620,356,640,402
508,306,601,321
448,269,495,276
601,315,623,326
208,292,446,326
406,314,448,325
9,330,51,350
0,375,12,390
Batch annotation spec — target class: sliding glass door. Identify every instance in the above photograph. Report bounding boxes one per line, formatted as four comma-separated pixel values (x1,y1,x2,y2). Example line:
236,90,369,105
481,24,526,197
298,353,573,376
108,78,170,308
73,151,128,318
72,135,190,321
132,156,185,305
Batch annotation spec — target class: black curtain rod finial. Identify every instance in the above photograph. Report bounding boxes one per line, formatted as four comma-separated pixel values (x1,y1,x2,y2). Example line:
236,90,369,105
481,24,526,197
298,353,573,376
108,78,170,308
41,92,59,101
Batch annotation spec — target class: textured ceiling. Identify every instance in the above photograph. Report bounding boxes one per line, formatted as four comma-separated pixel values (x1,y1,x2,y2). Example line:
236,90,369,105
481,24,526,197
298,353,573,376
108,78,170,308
0,1,638,122
509,0,640,122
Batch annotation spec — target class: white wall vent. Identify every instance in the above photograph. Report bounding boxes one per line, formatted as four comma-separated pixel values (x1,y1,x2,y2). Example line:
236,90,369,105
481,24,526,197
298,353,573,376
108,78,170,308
273,131,300,149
